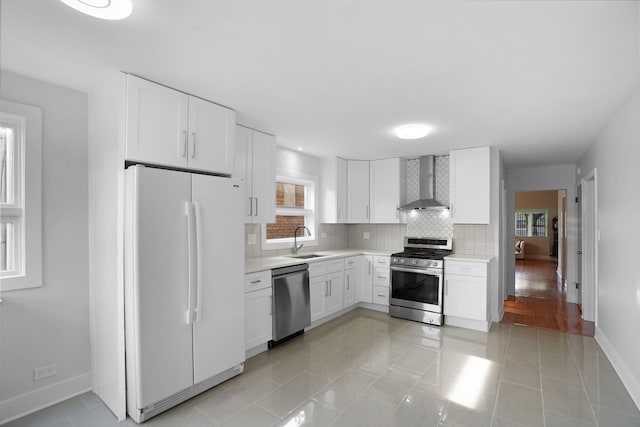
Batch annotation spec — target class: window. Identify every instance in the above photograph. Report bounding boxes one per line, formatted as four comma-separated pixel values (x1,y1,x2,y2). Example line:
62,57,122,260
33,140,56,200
515,209,548,237
1,100,42,291
262,174,317,250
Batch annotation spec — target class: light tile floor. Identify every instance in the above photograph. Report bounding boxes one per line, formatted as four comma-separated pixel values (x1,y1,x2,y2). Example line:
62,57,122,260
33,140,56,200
6,308,640,427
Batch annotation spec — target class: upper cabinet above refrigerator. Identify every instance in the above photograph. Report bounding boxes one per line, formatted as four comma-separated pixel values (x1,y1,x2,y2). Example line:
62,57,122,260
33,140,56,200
125,74,236,175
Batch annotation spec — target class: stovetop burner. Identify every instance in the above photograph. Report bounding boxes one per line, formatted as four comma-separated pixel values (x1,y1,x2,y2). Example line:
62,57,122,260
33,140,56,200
390,249,453,260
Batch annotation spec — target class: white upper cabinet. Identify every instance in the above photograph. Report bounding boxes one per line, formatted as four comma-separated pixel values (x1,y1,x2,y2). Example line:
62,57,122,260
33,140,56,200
320,157,347,223
449,146,491,224
347,160,370,223
234,125,276,224
186,96,235,174
125,75,235,175
369,158,406,224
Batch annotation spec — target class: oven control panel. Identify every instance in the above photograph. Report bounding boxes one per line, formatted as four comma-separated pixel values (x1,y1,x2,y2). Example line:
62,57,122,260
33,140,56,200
391,257,443,269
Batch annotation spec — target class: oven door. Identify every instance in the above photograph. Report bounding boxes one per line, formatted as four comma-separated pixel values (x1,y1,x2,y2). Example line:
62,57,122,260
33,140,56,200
390,266,443,313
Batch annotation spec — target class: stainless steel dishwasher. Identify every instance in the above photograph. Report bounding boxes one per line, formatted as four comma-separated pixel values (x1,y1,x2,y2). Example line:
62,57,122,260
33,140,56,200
269,263,310,347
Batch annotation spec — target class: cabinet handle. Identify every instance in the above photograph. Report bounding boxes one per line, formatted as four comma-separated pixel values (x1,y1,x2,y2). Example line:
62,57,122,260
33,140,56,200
366,206,369,219
347,275,350,290
325,281,329,297
181,131,188,158
368,260,372,274
254,197,258,217
250,280,261,284
329,280,332,296
191,132,196,158
445,280,448,296
248,197,253,217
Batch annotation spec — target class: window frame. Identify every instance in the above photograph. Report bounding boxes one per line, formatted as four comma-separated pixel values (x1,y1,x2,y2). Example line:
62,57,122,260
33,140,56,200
515,208,549,238
0,99,42,292
261,171,318,251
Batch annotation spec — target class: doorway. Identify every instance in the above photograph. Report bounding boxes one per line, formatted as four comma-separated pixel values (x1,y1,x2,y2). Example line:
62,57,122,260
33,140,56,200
503,189,594,335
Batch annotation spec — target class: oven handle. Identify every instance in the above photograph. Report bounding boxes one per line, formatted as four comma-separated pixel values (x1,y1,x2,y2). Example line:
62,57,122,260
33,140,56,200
390,265,443,277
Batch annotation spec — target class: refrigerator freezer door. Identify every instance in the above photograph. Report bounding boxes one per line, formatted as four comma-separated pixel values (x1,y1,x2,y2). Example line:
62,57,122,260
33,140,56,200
129,166,194,408
191,174,245,384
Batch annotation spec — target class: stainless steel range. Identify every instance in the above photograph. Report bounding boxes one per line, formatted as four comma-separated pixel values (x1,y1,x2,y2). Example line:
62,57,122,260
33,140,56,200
389,237,453,326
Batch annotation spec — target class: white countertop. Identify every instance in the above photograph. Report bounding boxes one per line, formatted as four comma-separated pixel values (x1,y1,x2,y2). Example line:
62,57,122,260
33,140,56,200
245,249,394,273
445,254,493,263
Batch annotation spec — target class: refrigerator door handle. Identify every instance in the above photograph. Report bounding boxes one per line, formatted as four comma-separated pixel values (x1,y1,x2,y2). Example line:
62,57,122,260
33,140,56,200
193,201,203,323
185,201,195,324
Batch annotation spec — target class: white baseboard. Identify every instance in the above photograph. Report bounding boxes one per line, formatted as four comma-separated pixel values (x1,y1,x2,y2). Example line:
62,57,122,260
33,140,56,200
594,327,640,411
357,302,389,313
0,372,92,425
445,315,491,332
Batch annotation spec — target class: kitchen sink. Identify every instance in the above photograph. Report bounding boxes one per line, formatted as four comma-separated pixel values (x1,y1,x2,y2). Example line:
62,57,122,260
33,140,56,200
287,254,324,259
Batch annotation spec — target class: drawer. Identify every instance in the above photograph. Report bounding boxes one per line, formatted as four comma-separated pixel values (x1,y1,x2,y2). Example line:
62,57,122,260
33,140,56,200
372,285,389,305
445,261,487,278
308,261,328,278
344,256,356,269
373,267,389,286
327,258,345,274
244,270,271,292
373,256,390,267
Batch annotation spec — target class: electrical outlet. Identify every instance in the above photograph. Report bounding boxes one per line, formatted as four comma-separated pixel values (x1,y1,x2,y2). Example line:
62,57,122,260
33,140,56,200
247,233,256,245
34,364,56,381
321,232,327,238
363,232,370,240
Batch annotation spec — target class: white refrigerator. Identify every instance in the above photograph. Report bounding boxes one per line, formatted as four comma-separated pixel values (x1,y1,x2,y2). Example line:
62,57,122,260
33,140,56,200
124,165,245,423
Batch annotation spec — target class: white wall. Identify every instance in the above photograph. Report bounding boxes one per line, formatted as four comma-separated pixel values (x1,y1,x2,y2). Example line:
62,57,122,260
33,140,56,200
0,71,91,422
505,164,578,303
578,87,640,409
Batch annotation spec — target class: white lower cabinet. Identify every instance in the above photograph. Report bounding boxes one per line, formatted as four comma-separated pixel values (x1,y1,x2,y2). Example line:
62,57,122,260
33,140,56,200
344,263,356,308
444,258,492,332
356,255,373,303
372,256,390,306
244,271,272,351
309,259,345,322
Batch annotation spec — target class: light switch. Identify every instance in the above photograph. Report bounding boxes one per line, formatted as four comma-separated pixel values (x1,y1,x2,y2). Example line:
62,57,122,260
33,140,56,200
363,232,370,240
247,233,257,245
321,232,327,238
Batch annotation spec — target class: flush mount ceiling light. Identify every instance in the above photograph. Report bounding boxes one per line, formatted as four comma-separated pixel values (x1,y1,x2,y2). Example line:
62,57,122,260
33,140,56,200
395,124,432,140
59,0,133,20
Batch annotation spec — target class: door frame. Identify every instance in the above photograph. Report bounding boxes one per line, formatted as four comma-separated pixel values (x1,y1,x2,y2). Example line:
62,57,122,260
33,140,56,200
580,168,598,323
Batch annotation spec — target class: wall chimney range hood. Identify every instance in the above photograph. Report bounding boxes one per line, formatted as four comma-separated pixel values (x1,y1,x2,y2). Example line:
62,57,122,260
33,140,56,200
398,155,447,210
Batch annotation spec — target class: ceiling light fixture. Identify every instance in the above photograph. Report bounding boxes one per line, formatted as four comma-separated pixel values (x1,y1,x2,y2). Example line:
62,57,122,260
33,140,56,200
59,0,133,20
297,147,303,151
395,124,432,140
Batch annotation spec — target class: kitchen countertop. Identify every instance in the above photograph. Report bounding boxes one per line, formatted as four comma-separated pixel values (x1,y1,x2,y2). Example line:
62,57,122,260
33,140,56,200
245,249,394,273
445,254,493,263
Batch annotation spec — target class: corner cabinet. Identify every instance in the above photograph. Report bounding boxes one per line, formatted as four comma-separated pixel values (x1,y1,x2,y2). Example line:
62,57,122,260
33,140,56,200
234,126,276,224
347,160,370,223
449,146,491,224
369,158,407,224
444,257,492,332
320,157,348,223
125,74,235,175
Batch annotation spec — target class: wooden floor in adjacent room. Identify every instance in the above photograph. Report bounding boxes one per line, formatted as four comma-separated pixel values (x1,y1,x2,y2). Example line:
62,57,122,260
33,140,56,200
502,259,595,336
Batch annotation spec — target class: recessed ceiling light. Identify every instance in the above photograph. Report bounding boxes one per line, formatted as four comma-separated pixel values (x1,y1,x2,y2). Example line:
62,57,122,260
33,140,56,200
395,124,432,140
297,147,303,151
59,0,133,20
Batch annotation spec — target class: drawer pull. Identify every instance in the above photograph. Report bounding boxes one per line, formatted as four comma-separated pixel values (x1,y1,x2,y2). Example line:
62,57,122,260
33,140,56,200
250,280,261,284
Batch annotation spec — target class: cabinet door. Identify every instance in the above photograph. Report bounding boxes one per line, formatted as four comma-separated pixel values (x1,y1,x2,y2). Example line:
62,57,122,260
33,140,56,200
250,130,276,224
191,174,245,384
370,158,402,224
309,276,327,322
347,160,370,223
444,274,487,320
325,272,344,315
244,288,272,350
357,255,373,303
336,158,348,223
125,75,189,168
344,268,356,307
187,96,236,175
450,147,490,224
234,126,253,222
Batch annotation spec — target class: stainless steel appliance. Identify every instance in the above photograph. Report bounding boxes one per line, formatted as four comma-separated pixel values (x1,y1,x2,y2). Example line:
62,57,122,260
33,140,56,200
389,237,453,326
270,263,311,347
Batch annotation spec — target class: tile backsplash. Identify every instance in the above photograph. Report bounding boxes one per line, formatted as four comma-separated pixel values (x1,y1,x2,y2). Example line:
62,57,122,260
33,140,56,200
244,223,348,258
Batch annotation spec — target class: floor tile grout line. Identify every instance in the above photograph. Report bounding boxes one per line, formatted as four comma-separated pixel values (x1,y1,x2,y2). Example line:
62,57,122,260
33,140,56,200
537,329,548,427
489,323,512,426
568,332,601,427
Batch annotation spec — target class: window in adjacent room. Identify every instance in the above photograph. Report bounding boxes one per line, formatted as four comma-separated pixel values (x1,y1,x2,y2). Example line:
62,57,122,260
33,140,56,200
262,175,317,250
1,100,42,291
515,209,548,237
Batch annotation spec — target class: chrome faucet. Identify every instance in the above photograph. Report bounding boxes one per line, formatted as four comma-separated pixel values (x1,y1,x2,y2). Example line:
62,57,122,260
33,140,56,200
293,225,311,254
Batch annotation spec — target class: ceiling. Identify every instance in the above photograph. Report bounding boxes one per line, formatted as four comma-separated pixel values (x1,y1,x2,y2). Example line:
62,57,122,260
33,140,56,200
1,0,638,167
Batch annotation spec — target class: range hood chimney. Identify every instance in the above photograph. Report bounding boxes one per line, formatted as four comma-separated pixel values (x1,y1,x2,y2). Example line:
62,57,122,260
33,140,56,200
398,155,447,210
